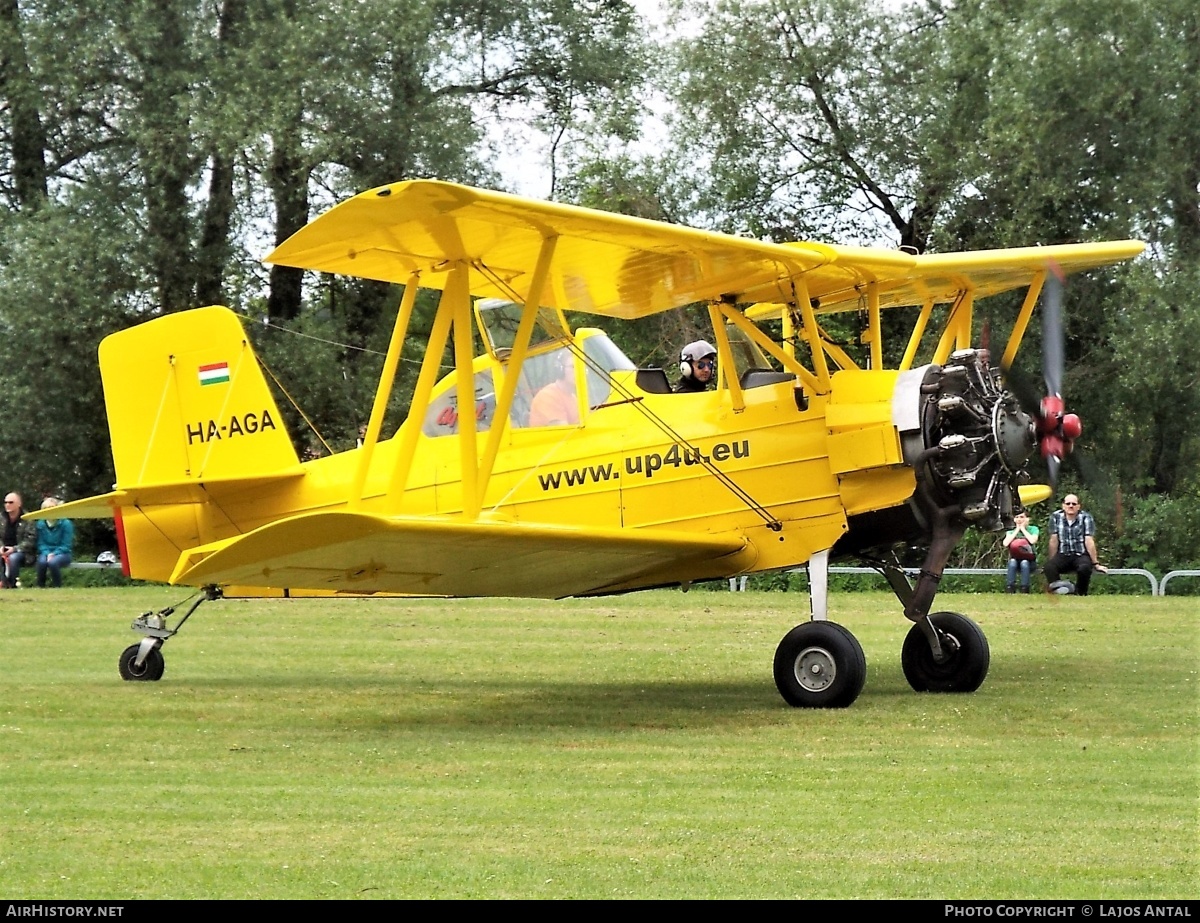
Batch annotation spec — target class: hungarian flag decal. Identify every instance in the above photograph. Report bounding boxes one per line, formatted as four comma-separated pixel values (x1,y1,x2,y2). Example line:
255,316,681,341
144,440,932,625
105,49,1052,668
198,362,230,386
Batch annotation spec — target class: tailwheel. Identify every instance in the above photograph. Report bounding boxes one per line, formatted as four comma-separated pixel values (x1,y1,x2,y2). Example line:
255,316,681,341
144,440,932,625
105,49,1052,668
119,642,165,681
773,621,866,708
115,585,221,682
901,611,990,693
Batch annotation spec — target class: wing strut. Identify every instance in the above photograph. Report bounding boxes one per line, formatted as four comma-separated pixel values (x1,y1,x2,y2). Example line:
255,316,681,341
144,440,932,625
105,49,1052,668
708,302,746,412
866,281,882,370
795,275,832,393
1000,271,1045,372
932,290,973,365
714,302,822,394
899,298,936,371
387,272,457,507
350,271,420,510
450,264,480,518
475,235,558,511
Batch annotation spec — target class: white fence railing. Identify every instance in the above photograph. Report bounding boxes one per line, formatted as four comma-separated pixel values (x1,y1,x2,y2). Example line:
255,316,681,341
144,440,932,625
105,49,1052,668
728,566,1179,595
75,560,1200,596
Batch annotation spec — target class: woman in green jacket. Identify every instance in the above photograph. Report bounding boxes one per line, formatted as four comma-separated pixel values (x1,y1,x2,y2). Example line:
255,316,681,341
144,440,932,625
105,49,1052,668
35,497,74,588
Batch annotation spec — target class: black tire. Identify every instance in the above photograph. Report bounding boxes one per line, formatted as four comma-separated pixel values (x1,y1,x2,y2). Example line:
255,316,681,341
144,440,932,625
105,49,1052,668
773,621,866,708
901,611,989,693
119,643,165,682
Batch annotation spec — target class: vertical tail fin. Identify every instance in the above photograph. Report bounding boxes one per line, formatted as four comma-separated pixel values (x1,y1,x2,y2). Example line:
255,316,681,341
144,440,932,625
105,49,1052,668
100,306,299,486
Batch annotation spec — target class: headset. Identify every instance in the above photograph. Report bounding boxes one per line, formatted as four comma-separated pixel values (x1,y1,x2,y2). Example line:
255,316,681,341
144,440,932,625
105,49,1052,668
679,342,716,379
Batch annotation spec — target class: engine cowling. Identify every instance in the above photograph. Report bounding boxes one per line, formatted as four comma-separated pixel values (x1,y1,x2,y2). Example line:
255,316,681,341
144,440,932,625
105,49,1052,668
904,348,1036,533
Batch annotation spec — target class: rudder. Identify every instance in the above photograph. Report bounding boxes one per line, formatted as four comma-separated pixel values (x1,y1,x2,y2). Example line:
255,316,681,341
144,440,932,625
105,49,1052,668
99,306,299,486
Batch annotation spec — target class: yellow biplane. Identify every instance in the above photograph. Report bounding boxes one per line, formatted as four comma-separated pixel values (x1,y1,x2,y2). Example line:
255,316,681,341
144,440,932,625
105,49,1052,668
45,181,1142,706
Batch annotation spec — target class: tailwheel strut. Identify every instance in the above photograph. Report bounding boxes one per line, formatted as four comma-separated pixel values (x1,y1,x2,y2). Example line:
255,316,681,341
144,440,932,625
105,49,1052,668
118,585,222,682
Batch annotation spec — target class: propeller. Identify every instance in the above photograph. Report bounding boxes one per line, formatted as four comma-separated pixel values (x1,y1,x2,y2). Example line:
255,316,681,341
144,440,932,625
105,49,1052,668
993,264,1123,531
1033,262,1082,488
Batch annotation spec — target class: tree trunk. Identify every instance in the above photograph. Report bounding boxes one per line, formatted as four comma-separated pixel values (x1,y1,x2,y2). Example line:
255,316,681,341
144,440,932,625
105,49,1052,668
266,126,308,321
196,0,245,307
0,0,47,210
139,0,195,312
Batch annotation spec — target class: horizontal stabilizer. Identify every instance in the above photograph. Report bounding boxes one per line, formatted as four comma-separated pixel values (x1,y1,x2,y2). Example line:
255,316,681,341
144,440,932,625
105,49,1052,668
171,511,750,599
26,469,306,521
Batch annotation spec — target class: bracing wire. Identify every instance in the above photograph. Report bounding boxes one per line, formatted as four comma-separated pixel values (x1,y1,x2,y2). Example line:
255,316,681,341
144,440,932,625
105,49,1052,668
473,262,783,531
232,277,784,530
255,353,335,457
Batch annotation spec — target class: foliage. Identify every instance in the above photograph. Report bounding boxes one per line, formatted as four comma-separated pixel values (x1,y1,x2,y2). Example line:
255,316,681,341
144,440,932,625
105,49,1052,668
659,0,1200,570
668,0,939,245
58,566,141,588
0,0,645,494
0,201,142,550
1109,490,1200,573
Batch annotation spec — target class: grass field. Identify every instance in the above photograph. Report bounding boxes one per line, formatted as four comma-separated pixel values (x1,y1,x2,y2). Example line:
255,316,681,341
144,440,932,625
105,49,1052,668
1,586,1195,899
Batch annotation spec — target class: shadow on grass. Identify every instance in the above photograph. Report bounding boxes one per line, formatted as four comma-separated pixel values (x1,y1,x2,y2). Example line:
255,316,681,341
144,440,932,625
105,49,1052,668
139,665,1070,733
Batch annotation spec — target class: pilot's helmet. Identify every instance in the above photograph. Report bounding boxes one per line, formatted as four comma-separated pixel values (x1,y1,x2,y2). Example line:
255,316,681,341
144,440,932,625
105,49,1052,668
680,340,717,378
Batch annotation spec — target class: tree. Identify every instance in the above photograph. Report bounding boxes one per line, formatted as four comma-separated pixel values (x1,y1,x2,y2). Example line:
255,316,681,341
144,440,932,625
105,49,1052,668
0,203,141,530
666,0,957,249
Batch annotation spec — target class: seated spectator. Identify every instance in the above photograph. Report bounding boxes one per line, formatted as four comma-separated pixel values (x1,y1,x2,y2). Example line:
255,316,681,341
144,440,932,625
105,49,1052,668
35,497,74,588
1,492,35,588
1002,511,1039,593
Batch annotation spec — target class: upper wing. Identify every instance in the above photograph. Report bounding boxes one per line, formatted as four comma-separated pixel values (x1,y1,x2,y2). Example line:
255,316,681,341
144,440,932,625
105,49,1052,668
757,240,1147,316
265,180,915,319
266,180,1142,319
170,510,752,599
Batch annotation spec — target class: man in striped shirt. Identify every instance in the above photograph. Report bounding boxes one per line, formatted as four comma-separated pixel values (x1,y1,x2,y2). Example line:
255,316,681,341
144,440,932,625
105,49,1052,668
1043,494,1107,596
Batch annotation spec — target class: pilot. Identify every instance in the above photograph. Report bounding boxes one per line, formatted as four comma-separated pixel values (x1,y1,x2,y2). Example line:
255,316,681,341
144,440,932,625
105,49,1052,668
675,340,717,393
528,350,580,427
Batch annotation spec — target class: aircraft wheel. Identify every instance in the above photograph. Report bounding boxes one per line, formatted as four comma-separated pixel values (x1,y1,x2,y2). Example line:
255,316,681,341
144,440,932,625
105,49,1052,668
118,643,165,682
773,621,866,708
902,611,989,693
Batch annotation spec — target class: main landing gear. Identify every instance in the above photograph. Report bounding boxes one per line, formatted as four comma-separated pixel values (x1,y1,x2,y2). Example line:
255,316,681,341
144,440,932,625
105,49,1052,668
117,585,222,682
772,549,868,708
900,611,990,692
771,529,993,707
773,621,866,708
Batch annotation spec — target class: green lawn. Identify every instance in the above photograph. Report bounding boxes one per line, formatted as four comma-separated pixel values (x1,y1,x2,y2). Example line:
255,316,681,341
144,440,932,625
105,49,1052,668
1,587,1195,898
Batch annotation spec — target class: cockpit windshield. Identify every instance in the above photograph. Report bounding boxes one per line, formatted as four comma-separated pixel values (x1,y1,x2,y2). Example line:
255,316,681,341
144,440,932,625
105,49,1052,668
421,323,636,437
476,298,567,357
580,331,635,409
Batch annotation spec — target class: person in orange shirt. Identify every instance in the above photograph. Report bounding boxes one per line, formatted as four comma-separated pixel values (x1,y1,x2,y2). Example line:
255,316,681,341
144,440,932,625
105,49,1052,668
528,351,580,427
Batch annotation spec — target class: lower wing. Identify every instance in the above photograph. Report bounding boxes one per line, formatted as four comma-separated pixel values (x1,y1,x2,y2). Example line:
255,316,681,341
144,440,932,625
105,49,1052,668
170,511,753,599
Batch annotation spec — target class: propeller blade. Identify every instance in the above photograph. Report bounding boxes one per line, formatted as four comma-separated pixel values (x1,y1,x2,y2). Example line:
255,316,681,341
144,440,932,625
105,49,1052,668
1046,454,1060,490
997,260,1082,494
1043,262,1065,398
